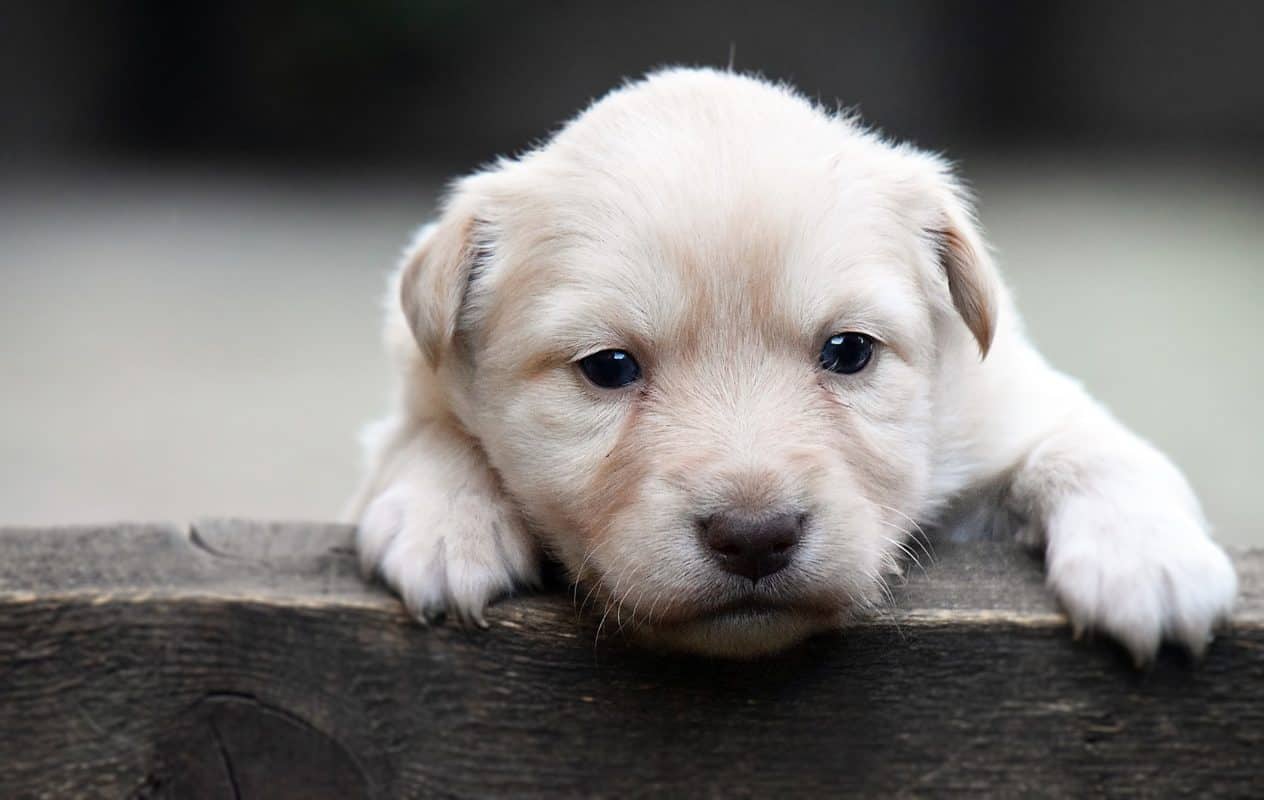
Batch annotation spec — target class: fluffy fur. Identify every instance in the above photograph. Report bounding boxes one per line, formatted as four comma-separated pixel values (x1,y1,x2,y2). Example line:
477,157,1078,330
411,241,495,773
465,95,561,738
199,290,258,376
348,68,1236,661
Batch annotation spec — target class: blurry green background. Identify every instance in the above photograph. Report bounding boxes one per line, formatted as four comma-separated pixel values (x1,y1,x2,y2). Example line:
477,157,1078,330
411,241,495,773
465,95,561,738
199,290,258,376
1,1,1261,543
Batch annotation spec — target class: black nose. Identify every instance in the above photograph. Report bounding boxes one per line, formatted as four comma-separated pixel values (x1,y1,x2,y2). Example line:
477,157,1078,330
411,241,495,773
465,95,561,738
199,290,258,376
698,511,804,583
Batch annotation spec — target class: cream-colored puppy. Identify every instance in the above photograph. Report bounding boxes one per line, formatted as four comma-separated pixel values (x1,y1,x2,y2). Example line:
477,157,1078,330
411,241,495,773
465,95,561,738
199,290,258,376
349,68,1236,661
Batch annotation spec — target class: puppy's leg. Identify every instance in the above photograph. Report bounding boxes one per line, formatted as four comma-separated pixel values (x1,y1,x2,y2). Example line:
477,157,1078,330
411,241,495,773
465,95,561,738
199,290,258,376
1004,382,1237,664
349,414,539,627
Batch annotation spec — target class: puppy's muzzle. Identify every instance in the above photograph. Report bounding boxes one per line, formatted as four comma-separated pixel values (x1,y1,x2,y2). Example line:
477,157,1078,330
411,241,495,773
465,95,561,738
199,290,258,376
696,510,805,583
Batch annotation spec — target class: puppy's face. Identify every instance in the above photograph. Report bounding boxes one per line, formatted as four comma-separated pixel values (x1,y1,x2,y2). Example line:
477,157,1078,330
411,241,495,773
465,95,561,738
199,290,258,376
404,70,997,656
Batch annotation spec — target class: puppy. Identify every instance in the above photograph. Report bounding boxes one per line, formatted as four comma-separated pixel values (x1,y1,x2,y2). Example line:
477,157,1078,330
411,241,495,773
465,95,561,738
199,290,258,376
349,68,1236,661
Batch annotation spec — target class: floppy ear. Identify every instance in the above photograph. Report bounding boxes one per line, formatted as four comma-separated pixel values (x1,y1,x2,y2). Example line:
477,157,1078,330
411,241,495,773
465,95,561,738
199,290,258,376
925,172,1000,358
399,187,487,368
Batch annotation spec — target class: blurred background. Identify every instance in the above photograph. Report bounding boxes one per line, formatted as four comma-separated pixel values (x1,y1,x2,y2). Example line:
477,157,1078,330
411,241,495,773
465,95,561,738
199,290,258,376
2,1,1260,543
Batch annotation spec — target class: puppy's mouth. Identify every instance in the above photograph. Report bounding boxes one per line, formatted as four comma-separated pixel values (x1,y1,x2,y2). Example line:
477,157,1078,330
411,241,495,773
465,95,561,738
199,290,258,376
638,590,845,655
686,597,822,623
649,587,842,625
579,568,850,657
632,594,843,658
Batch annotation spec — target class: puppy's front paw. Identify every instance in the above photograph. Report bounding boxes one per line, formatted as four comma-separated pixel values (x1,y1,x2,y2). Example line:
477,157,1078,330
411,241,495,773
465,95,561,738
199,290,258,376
357,482,539,627
1045,495,1237,665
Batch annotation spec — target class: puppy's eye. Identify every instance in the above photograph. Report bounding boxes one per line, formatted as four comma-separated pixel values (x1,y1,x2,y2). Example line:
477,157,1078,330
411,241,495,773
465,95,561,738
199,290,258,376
819,332,875,374
578,349,642,388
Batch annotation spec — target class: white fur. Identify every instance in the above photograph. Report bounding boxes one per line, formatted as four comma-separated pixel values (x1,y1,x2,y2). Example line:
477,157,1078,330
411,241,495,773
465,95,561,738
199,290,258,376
348,68,1236,662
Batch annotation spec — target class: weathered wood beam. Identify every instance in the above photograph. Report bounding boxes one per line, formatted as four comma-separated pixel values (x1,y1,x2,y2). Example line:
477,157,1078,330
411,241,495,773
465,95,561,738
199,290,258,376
1,521,1260,798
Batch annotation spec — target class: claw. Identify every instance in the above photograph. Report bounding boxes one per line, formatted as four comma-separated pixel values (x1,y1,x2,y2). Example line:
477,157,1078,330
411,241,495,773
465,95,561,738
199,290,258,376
1185,630,1215,661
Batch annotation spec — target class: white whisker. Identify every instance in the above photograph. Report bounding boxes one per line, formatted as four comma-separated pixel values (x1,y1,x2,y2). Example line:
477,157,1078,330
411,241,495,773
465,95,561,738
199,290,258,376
874,502,936,566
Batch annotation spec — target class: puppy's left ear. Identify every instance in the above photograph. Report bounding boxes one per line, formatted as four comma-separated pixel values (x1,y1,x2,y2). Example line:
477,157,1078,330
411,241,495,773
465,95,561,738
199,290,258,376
399,181,489,368
921,164,1001,358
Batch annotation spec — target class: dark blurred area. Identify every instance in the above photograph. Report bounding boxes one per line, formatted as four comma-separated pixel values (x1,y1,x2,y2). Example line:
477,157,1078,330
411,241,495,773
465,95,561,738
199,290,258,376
4,0,1263,169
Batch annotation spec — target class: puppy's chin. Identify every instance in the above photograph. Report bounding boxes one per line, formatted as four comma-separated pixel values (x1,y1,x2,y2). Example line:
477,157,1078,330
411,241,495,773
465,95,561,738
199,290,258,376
633,606,841,659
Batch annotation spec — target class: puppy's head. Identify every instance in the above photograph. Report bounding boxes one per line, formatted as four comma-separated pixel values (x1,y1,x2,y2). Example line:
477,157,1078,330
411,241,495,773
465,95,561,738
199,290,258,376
402,69,999,656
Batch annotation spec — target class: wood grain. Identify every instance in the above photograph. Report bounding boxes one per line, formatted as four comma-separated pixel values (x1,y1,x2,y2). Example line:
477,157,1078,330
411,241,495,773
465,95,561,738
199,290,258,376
0,521,1260,798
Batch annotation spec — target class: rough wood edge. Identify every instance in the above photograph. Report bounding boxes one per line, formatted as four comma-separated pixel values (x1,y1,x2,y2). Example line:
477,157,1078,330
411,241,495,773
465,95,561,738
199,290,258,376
1,520,1260,630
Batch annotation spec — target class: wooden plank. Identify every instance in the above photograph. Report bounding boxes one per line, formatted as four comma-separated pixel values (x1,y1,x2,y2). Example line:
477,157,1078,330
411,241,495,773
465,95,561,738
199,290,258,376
0,521,1260,798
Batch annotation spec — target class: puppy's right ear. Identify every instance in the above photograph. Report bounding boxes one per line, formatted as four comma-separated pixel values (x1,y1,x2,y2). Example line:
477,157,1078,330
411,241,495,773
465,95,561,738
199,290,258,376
908,154,1001,359
932,194,999,358
399,187,488,368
